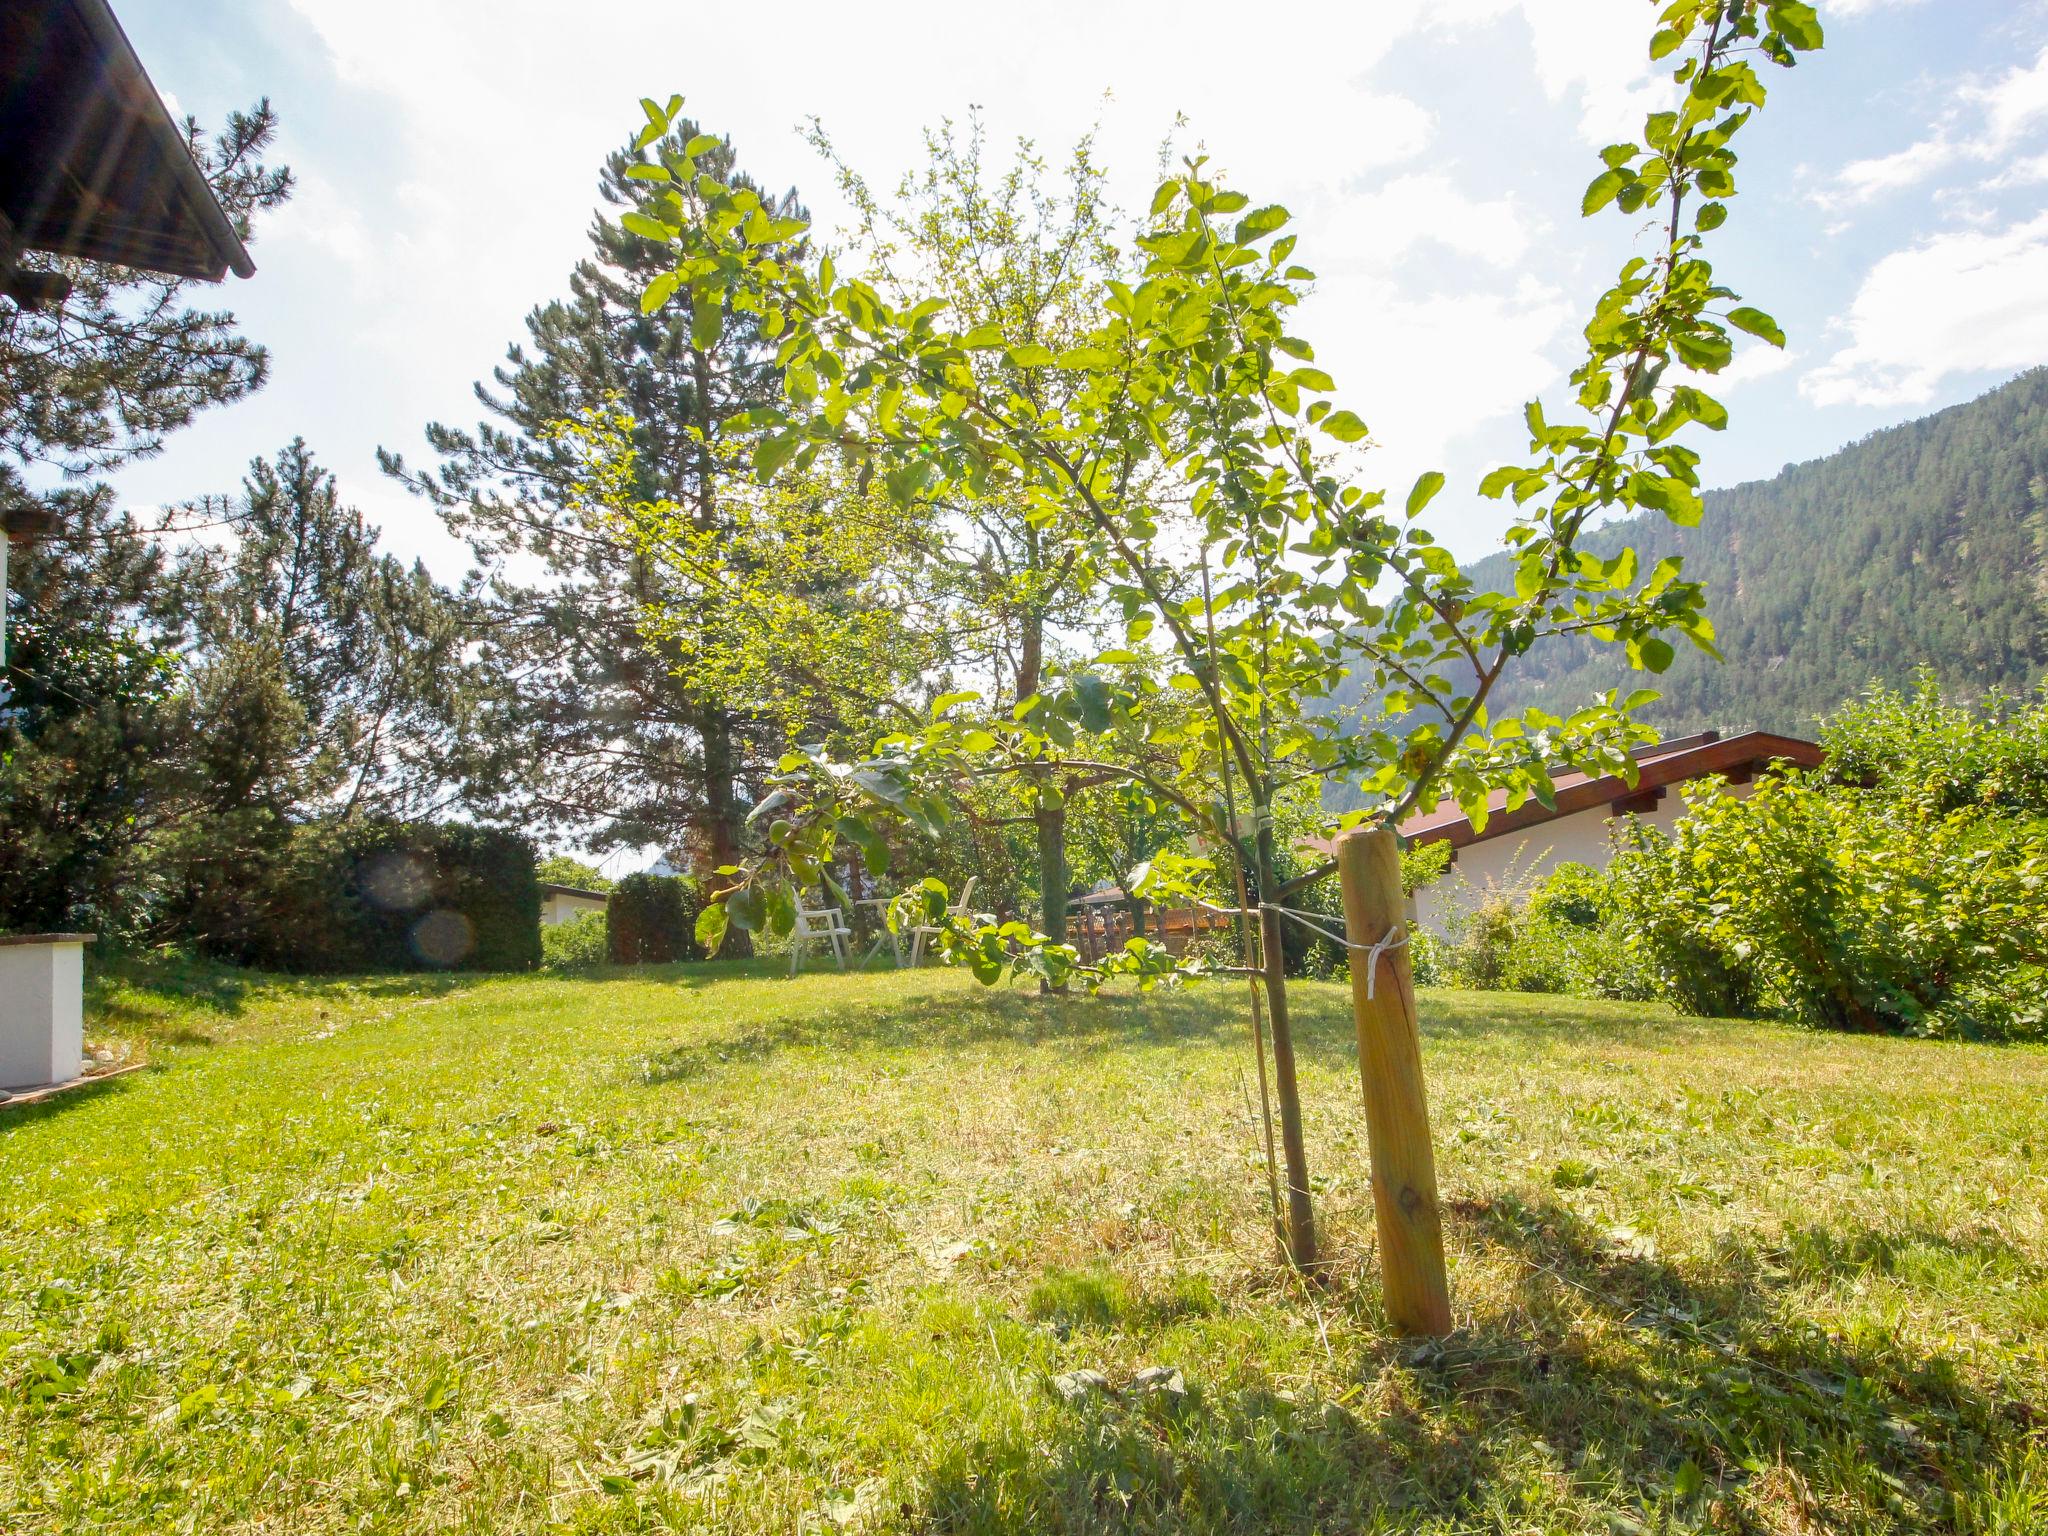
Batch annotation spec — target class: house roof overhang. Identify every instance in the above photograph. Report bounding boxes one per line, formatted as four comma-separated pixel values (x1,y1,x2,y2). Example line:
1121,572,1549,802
0,0,255,285
1398,729,1825,851
539,883,609,902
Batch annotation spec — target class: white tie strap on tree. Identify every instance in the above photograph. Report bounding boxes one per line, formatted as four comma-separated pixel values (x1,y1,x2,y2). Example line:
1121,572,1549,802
1259,903,1409,1000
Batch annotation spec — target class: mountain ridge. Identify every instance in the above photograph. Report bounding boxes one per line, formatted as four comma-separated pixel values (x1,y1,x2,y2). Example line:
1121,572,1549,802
1440,366,2048,738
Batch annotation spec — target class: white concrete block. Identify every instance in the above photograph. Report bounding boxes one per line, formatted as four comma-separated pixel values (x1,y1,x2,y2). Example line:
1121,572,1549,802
0,935,91,1089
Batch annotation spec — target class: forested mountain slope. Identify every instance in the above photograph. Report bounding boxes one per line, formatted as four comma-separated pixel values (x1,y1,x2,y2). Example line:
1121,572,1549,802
1430,368,2048,737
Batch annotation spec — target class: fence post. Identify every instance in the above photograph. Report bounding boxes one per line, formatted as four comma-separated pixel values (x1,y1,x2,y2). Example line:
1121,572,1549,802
1335,826,1452,1335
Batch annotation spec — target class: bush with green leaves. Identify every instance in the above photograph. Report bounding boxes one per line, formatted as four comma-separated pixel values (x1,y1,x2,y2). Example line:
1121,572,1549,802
607,873,705,964
1434,858,1655,1001
1612,777,2048,1038
1821,668,2048,818
1606,815,1768,1018
540,911,610,972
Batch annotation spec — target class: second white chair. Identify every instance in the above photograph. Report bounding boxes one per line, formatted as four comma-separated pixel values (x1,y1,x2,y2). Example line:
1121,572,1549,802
908,877,979,966
789,900,852,975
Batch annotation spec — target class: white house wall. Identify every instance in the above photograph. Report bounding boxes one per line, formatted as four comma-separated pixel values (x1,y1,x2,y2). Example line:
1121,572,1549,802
1411,779,1754,938
541,893,608,926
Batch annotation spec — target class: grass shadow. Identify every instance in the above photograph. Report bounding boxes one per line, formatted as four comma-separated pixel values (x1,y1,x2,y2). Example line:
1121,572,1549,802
631,987,1218,1084
87,951,500,1025
628,976,1704,1087
912,1195,2034,1532
0,1067,148,1130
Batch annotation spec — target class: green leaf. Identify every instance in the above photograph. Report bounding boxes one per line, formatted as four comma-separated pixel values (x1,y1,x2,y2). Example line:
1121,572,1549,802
1405,470,1446,519
620,210,674,243
1071,674,1114,734
1637,635,1676,673
1234,204,1290,243
683,132,721,157
639,271,679,316
1767,0,1824,50
624,163,671,182
1321,410,1370,443
1478,465,1523,499
932,690,980,717
691,292,724,351
1582,167,1631,216
726,884,766,932
1726,306,1787,347
1004,344,1055,369
695,901,729,956
753,430,800,479
1671,329,1733,371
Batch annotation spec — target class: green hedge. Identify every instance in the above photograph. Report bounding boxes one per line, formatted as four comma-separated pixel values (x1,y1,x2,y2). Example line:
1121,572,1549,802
607,873,705,964
217,819,541,973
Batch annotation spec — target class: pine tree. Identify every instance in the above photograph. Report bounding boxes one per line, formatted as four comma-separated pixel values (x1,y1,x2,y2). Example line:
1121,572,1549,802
382,124,805,908
0,104,292,933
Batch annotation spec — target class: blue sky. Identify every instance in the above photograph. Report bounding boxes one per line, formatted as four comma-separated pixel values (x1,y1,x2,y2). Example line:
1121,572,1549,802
106,0,2048,576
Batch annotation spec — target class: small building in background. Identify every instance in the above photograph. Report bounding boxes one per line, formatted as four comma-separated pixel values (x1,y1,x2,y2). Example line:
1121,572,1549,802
538,883,608,926
1394,730,1823,937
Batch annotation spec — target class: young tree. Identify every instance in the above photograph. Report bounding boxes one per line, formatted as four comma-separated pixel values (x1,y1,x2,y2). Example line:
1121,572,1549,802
619,0,1822,1269
807,117,1132,953
382,119,808,919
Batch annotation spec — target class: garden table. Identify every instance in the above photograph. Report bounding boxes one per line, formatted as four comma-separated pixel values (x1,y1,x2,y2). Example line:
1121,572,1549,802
855,897,905,968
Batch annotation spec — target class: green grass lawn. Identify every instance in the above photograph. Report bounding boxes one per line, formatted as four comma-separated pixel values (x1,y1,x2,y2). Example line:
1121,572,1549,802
2,960,2044,1534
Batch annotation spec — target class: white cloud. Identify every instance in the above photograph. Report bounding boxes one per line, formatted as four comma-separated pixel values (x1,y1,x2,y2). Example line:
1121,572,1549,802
1317,172,1539,271
1425,0,1671,146
1677,344,1801,396
1964,41,2048,147
1817,44,2048,208
1829,135,1961,206
1801,211,2048,406
1983,148,2048,189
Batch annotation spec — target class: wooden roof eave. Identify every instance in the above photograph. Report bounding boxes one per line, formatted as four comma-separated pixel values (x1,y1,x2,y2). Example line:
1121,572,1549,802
1403,730,1825,851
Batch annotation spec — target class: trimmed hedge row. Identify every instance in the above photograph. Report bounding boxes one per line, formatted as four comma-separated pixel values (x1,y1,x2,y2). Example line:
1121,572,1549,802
214,819,541,973
606,873,705,964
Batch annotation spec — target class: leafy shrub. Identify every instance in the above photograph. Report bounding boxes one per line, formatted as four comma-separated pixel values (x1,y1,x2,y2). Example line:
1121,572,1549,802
540,911,609,972
1613,777,2048,1039
607,873,705,964
218,819,542,973
1437,859,1654,1001
1406,928,1451,988
537,854,613,892
1527,860,1608,929
1822,669,2048,818
1605,823,1768,1019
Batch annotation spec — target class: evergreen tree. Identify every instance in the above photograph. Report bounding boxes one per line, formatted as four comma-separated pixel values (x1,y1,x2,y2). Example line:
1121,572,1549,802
185,440,495,822
0,104,292,933
382,123,805,913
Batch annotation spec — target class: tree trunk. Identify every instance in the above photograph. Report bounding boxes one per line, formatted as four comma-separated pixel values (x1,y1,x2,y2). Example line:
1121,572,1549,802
1254,815,1318,1270
701,707,752,958
1035,792,1069,991
1015,607,1070,993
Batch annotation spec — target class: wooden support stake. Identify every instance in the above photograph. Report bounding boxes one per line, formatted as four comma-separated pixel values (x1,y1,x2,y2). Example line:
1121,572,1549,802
1335,825,1452,1335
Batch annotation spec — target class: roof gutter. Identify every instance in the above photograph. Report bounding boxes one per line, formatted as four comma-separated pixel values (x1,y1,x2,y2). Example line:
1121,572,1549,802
65,0,255,279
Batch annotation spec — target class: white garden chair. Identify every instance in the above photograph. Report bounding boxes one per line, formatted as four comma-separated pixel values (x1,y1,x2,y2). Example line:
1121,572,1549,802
907,877,979,966
788,899,852,975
